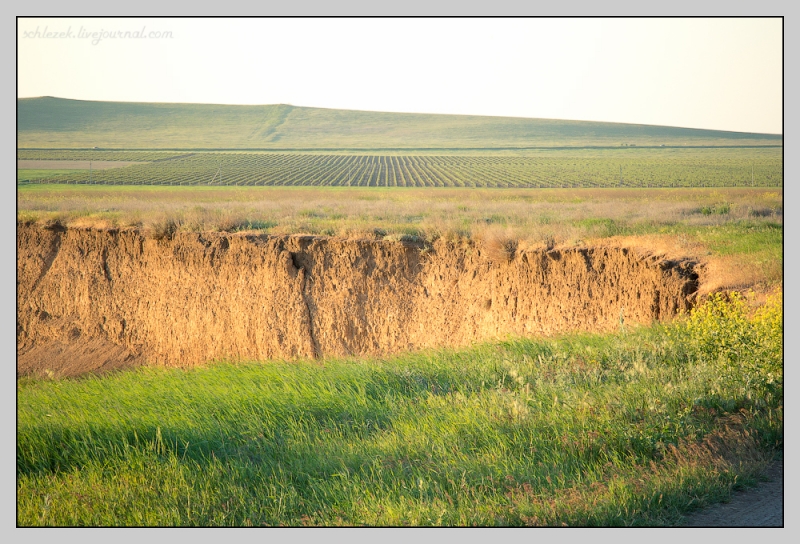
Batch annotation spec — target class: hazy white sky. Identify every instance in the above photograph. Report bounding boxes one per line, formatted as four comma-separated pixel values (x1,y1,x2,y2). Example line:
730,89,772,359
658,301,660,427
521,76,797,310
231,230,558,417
17,18,783,134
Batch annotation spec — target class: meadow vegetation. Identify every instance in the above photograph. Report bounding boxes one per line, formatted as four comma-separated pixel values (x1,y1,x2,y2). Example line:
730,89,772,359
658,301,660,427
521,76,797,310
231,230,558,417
16,293,782,526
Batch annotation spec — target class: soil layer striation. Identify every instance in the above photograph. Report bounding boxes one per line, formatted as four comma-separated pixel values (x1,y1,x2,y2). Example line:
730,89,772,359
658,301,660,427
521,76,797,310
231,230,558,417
17,226,700,377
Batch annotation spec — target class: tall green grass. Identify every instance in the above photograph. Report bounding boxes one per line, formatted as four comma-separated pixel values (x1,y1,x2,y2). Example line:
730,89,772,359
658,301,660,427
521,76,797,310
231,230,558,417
17,294,782,526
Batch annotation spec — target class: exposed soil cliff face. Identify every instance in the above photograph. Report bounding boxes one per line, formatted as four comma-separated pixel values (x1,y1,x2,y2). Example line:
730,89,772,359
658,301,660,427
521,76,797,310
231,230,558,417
17,226,699,377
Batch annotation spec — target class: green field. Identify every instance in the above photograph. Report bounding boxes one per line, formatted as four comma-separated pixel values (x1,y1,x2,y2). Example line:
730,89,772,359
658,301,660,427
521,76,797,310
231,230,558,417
18,98,783,189
17,97,784,527
17,149,190,162
17,169,89,183
18,148,783,188
18,97,782,150
17,293,782,526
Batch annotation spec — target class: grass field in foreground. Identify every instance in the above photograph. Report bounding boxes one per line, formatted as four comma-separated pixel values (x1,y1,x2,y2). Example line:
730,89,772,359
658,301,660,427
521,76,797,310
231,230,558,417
17,293,782,526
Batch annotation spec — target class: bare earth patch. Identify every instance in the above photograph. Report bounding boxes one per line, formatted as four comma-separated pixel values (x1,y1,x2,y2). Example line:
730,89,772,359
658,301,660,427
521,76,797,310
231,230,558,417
16,226,699,376
680,459,783,527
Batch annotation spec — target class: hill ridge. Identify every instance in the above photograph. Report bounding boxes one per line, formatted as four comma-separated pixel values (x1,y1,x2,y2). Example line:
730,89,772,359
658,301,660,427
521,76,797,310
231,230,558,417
17,96,782,150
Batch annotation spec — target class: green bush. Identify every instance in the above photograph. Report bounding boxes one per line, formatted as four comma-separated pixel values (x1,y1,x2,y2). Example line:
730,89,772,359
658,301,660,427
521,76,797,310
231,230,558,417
670,292,782,419
678,292,781,368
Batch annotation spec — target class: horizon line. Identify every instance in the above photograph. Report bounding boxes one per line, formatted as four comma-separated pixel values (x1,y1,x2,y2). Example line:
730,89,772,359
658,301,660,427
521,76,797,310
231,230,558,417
17,95,783,137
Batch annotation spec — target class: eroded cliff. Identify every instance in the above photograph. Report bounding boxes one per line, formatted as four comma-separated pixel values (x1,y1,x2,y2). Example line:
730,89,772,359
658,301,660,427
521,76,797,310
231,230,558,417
17,226,699,377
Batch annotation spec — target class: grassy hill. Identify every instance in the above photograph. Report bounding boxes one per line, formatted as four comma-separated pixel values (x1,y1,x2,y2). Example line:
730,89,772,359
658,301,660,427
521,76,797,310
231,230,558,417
17,97,782,150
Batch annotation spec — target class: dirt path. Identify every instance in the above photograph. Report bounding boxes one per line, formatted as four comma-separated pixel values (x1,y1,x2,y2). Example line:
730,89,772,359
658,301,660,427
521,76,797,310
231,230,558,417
679,459,783,527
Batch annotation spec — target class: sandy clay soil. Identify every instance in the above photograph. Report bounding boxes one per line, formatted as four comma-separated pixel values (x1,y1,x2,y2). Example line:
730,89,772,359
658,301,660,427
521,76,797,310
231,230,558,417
17,227,700,377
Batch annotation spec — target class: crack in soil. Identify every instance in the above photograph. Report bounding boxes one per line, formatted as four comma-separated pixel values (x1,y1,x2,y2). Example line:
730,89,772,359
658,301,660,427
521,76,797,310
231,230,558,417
298,266,319,359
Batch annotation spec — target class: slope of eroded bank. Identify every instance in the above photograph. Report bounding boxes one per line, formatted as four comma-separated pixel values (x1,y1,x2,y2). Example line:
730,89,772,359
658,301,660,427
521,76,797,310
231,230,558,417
17,226,699,377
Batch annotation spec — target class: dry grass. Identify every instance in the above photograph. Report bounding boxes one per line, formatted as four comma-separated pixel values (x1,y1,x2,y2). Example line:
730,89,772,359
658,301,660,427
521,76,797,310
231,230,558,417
478,227,519,263
149,218,180,241
703,260,781,304
16,186,782,237
17,185,782,291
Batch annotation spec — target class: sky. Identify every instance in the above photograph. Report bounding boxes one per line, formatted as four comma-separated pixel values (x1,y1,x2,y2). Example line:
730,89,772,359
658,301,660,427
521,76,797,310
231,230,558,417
17,17,783,134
